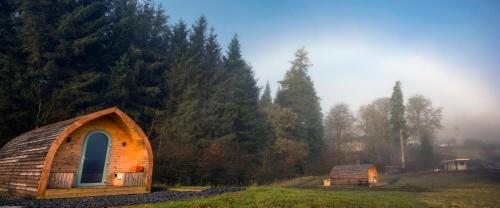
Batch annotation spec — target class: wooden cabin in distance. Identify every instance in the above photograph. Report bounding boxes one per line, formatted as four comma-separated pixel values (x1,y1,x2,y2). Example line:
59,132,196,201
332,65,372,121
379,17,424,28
0,107,153,198
328,164,377,186
441,158,470,171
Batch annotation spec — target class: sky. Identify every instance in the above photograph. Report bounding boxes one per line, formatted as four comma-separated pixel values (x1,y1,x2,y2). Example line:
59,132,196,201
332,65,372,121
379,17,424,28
158,0,500,141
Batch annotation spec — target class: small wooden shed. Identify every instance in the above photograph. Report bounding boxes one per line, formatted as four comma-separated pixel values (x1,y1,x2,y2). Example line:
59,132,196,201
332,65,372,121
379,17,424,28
329,164,377,185
0,107,153,198
441,158,470,171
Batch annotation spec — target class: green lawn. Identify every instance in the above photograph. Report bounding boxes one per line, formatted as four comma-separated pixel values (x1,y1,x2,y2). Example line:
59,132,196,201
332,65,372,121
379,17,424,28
393,173,500,208
129,172,500,208
131,187,429,208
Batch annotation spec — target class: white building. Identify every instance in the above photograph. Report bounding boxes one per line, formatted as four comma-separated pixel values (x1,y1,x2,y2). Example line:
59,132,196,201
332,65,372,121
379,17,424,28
441,158,470,171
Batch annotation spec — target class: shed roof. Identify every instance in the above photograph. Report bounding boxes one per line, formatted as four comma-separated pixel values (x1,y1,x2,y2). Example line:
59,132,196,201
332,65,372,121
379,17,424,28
0,107,153,197
441,158,470,163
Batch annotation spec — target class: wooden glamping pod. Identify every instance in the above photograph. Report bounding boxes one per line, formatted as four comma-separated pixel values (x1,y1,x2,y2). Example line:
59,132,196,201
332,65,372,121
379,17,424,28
0,107,153,198
329,164,377,185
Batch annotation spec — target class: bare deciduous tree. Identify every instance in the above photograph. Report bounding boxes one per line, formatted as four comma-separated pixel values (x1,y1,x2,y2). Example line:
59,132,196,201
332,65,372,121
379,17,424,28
358,98,392,164
406,94,443,143
325,103,354,152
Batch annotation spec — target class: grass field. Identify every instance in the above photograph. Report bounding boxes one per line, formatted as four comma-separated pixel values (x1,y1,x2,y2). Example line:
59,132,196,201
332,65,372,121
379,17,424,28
129,171,500,208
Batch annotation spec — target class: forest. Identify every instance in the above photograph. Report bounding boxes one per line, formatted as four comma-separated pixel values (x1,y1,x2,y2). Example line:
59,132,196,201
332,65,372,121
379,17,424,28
0,0,445,185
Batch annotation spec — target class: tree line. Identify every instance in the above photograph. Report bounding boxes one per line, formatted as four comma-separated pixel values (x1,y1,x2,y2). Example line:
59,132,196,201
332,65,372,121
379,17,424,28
0,0,324,185
324,81,443,171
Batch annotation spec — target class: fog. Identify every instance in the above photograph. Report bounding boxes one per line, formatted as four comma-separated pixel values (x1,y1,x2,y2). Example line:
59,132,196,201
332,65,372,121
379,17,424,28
247,32,500,143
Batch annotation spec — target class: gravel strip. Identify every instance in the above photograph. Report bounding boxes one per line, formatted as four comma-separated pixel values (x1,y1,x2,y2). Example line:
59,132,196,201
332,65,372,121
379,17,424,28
0,187,243,208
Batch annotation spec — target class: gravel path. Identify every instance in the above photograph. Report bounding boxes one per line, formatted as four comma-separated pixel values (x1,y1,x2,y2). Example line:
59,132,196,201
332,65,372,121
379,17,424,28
0,187,242,208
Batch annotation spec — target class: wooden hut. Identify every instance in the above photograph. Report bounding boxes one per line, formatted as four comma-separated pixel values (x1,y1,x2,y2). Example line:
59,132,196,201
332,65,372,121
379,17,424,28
0,107,153,198
329,164,377,185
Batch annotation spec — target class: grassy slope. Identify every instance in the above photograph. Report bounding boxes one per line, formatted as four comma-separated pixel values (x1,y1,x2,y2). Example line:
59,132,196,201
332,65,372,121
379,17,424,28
129,173,500,208
393,174,500,208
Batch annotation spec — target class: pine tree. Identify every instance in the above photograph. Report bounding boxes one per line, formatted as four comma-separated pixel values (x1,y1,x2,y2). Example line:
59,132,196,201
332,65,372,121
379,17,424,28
16,1,70,128
56,1,110,115
0,0,111,144
203,29,224,139
390,81,407,167
222,35,264,152
174,16,208,145
260,81,272,109
0,0,26,146
106,0,169,134
222,35,266,184
165,20,189,118
275,48,323,166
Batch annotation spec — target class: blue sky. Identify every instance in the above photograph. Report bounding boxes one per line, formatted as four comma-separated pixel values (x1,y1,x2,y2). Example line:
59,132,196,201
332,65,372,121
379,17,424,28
158,0,500,140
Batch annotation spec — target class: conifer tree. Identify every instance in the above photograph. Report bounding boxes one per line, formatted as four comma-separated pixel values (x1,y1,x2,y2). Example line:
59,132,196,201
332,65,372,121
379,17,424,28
275,48,323,168
174,16,208,145
0,0,25,145
203,29,224,140
165,20,189,118
106,1,168,133
222,35,264,152
16,1,70,127
221,35,266,183
260,81,272,109
390,81,407,167
56,1,111,115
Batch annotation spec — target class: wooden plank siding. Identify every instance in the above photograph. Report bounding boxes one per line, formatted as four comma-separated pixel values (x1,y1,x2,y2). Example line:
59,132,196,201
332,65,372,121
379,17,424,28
0,107,153,198
44,186,148,199
329,164,378,185
48,173,73,188
123,173,145,186
0,118,76,197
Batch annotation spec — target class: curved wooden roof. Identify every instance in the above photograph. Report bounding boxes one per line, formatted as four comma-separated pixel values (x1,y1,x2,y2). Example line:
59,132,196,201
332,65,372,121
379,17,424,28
329,164,375,179
0,107,153,198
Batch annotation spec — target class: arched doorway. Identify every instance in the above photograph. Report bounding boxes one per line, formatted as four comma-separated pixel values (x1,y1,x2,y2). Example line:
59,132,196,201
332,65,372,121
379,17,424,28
77,131,111,186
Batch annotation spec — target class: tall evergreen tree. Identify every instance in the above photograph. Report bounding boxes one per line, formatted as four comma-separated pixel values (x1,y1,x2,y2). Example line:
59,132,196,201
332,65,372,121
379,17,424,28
203,29,224,140
106,0,169,133
275,48,323,170
0,0,25,146
221,35,266,183
222,35,264,152
56,1,110,115
174,16,208,145
16,0,70,128
260,81,272,109
390,81,407,166
165,20,189,119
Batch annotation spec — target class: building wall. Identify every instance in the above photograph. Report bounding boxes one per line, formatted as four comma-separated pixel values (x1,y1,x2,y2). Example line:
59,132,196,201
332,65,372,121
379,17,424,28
456,161,467,170
445,162,456,170
442,161,468,171
50,115,149,188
